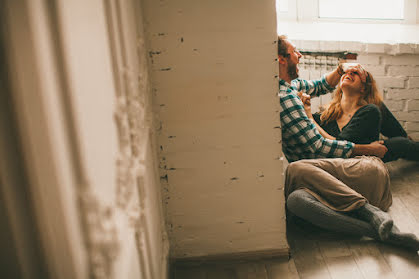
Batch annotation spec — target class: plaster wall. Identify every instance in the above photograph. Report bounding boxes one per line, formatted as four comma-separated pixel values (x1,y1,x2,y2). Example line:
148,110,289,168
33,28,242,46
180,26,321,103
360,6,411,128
142,0,287,259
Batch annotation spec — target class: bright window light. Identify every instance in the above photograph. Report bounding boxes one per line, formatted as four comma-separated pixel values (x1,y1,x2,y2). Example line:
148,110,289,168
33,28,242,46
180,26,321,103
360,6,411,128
278,0,289,12
319,0,404,20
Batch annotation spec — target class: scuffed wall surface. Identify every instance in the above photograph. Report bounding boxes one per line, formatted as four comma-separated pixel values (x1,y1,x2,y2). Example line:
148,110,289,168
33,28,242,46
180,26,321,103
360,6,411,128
142,0,288,258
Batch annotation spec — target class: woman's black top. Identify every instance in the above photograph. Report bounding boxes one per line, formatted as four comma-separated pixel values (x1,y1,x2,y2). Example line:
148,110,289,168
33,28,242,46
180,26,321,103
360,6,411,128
313,104,381,144
314,103,418,162
313,103,407,144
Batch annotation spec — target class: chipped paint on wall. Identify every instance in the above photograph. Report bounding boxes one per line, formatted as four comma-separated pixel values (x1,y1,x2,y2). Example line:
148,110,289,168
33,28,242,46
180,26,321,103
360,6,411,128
142,0,287,259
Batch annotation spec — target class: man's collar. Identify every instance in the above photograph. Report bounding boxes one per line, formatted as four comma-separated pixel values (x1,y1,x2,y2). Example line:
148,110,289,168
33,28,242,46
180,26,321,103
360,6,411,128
279,79,291,87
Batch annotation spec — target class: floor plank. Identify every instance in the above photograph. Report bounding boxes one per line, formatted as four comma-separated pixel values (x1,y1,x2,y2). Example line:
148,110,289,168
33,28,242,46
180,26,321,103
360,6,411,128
317,239,364,279
397,185,419,224
205,264,237,279
347,239,396,279
265,258,299,279
387,196,419,234
378,242,419,279
173,266,207,279
289,237,331,279
234,262,269,279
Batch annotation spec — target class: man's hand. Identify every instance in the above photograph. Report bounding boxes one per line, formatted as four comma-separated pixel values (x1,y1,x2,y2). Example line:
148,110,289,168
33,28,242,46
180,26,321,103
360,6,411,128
297,91,313,119
368,140,388,158
353,140,388,158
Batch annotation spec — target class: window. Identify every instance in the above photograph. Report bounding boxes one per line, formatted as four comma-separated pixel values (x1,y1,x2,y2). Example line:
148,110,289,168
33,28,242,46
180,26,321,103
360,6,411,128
277,0,419,24
319,0,404,20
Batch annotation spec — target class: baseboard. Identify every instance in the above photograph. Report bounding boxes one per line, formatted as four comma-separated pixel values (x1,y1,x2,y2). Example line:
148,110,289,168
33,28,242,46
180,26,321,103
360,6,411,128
171,248,290,267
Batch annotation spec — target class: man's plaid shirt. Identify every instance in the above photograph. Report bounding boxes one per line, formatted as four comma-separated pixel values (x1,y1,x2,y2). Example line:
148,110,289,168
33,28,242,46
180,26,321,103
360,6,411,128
279,76,354,162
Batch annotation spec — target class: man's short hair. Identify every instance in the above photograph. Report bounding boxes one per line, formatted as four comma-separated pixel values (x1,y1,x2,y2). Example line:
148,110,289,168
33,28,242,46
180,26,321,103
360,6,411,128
277,35,289,57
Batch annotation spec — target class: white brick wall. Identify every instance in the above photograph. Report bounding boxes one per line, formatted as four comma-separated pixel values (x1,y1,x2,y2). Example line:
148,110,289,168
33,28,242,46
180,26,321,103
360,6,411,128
405,122,419,132
408,77,419,88
387,66,419,76
297,40,419,140
386,89,419,100
374,76,406,89
407,100,419,111
377,53,419,139
385,100,405,111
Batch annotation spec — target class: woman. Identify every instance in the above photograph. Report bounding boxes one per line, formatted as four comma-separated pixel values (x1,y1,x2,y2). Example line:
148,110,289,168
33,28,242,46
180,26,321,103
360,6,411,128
287,64,419,252
301,63,419,162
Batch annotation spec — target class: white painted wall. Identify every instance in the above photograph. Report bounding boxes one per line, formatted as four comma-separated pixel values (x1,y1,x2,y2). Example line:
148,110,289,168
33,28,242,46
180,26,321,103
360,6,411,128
142,0,288,259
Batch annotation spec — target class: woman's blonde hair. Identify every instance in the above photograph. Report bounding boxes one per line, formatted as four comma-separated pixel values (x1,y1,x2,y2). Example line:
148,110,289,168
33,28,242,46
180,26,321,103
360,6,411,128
320,70,383,124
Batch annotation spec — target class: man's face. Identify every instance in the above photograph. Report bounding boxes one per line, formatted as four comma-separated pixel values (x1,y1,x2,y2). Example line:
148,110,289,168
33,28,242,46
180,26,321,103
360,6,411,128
285,40,302,80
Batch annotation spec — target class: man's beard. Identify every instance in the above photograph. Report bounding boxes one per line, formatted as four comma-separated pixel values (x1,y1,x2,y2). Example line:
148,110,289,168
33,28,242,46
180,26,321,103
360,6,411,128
287,62,298,80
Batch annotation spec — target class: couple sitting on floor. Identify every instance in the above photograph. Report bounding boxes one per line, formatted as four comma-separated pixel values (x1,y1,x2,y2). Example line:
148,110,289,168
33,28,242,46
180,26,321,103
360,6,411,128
277,35,419,252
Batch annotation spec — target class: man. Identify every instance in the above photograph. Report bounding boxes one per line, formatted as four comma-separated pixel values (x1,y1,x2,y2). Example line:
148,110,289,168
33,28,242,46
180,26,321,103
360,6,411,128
277,35,387,162
278,35,419,251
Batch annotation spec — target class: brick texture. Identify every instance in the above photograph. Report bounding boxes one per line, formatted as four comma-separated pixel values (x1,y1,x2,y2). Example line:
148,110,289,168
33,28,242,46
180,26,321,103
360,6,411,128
385,100,405,111
393,111,419,122
407,100,419,111
374,77,406,89
409,132,419,141
405,122,419,132
386,89,419,100
383,55,419,65
408,77,419,88
387,66,419,76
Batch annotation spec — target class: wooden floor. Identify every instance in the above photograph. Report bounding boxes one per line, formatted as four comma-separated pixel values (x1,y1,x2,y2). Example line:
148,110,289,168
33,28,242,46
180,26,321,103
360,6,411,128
171,160,419,279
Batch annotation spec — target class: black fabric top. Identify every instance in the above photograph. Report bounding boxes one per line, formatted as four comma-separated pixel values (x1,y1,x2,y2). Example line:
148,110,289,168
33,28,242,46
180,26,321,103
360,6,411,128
313,103,408,144
313,104,381,144
380,103,407,138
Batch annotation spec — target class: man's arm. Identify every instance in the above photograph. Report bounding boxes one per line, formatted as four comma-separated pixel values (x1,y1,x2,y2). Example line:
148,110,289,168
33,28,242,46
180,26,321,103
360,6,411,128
281,90,388,159
325,65,343,88
280,91,354,158
353,141,388,158
294,65,343,98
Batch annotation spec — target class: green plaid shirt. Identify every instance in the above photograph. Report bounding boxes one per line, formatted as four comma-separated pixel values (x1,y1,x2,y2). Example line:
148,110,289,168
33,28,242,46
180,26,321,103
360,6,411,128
279,76,354,162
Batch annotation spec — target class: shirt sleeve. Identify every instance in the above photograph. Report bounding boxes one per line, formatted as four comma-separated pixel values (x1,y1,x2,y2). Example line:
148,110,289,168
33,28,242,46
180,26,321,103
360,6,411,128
336,104,381,144
280,92,354,158
380,103,407,138
293,75,336,98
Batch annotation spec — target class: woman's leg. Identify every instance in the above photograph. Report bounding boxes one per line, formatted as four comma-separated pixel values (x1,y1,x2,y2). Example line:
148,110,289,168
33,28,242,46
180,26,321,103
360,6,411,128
383,136,419,162
287,189,419,251
286,189,377,238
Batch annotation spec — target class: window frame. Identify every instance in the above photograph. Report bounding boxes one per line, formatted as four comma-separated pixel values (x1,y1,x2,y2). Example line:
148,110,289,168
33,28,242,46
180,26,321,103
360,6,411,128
277,0,419,24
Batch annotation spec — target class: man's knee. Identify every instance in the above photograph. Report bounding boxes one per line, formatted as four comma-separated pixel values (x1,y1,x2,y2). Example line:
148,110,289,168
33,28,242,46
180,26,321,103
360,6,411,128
287,189,316,213
287,160,309,176
361,157,388,177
